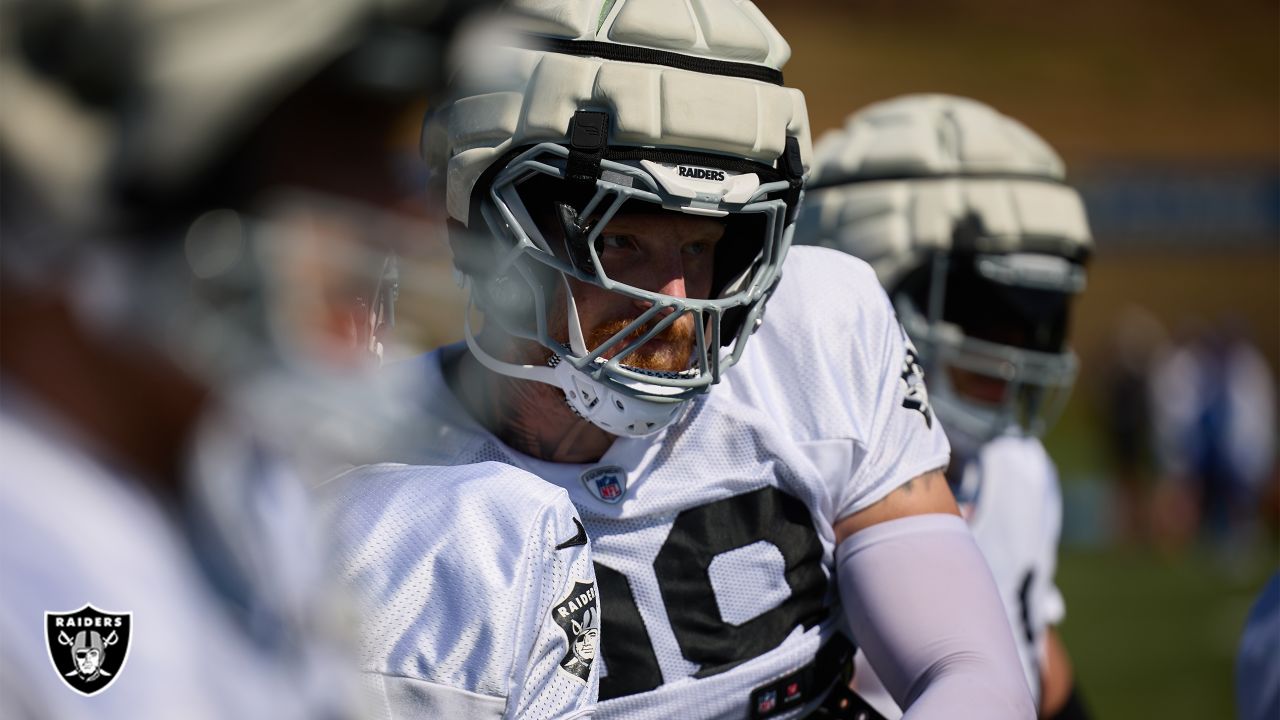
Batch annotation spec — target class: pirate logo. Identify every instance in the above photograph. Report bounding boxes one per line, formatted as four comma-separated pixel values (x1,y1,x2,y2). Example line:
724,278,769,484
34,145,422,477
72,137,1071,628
45,605,132,696
551,580,598,683
898,328,933,428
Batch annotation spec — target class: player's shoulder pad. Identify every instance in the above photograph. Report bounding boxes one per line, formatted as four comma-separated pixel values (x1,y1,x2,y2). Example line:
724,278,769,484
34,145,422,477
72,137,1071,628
728,245,903,444
752,245,900,368
770,245,891,327
320,461,575,548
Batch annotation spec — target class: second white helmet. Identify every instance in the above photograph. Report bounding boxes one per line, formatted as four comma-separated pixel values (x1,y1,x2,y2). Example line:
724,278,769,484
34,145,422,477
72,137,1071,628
795,94,1093,452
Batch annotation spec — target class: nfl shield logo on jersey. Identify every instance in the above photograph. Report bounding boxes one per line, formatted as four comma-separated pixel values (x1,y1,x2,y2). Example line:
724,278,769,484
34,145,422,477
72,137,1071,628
581,465,627,504
45,605,132,696
551,580,599,683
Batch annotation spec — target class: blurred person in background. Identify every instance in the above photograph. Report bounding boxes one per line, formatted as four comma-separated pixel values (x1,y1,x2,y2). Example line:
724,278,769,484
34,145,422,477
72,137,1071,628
1099,306,1165,544
795,94,1092,720
1150,319,1276,551
0,0,485,717
1147,320,1208,549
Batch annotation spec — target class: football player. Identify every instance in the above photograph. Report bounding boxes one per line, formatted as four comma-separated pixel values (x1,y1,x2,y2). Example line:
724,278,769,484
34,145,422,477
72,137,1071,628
0,1,561,718
340,2,1035,718
794,94,1092,720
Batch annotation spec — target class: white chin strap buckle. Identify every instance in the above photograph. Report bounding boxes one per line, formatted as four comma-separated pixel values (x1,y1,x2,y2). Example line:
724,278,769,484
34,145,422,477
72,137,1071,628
552,359,686,437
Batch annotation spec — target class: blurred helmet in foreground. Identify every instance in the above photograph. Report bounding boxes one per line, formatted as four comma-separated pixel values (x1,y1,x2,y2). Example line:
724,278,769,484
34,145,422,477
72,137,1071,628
0,0,485,459
1,0,464,231
436,0,811,436
795,94,1093,452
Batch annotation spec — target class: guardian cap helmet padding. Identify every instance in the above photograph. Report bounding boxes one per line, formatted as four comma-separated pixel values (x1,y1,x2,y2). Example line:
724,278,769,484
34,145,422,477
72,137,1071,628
796,94,1093,451
439,0,811,436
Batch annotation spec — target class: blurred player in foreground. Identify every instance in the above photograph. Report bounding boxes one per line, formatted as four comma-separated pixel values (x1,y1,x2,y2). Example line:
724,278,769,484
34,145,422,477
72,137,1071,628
796,94,1093,720
1236,571,1280,720
337,2,1035,718
0,0,489,717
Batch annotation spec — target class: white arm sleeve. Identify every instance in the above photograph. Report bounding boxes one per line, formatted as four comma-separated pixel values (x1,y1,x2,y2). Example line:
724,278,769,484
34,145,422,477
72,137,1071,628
837,514,1035,719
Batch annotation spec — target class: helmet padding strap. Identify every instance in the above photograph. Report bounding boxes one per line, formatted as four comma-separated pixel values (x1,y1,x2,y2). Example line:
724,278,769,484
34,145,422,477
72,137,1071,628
566,110,610,196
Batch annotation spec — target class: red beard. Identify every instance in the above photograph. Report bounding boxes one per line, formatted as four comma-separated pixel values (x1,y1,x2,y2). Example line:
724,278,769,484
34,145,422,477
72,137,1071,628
582,313,696,373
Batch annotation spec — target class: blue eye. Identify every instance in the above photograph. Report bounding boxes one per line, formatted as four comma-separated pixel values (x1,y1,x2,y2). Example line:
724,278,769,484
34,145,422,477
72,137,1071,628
599,235,635,251
683,242,709,256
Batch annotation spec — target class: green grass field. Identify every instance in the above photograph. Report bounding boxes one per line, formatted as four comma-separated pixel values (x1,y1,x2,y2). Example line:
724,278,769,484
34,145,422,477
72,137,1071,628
1047,392,1278,718
1056,545,1276,718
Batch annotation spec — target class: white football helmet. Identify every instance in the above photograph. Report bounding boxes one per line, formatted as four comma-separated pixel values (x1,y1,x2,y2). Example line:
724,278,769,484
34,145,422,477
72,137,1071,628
437,0,811,436
795,94,1093,453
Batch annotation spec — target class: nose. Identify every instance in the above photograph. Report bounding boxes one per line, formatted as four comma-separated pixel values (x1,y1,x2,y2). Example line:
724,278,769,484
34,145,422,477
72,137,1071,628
631,244,688,315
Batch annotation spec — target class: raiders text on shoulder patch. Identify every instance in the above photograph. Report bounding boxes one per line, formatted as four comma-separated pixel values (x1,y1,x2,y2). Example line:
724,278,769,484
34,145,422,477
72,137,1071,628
551,580,599,683
45,604,133,696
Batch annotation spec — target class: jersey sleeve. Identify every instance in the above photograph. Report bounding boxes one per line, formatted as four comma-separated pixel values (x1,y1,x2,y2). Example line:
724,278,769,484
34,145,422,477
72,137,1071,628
1035,458,1067,628
507,495,600,720
320,462,597,720
737,247,951,522
837,268,952,520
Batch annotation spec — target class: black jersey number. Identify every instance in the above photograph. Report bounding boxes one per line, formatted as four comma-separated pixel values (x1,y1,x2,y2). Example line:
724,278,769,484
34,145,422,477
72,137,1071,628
596,486,827,700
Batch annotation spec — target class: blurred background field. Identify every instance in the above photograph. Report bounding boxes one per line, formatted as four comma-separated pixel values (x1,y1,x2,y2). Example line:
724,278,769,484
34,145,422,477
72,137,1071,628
748,1,1278,716
1056,546,1273,718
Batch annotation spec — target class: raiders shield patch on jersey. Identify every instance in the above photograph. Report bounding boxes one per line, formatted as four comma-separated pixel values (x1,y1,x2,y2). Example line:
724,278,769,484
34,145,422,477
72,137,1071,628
899,330,933,428
45,605,132,696
552,580,599,683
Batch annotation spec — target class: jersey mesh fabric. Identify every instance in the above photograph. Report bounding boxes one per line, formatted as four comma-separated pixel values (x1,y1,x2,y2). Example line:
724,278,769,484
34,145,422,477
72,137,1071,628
727,246,952,519
367,246,949,720
708,542,792,625
321,461,598,720
513,484,601,719
851,434,1065,717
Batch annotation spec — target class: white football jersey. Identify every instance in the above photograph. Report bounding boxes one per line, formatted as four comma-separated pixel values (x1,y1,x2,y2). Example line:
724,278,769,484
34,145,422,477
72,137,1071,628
366,247,951,720
320,462,599,720
851,434,1066,717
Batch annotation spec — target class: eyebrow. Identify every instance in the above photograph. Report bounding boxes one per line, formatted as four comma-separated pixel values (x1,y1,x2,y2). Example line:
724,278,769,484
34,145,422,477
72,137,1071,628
602,216,727,239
